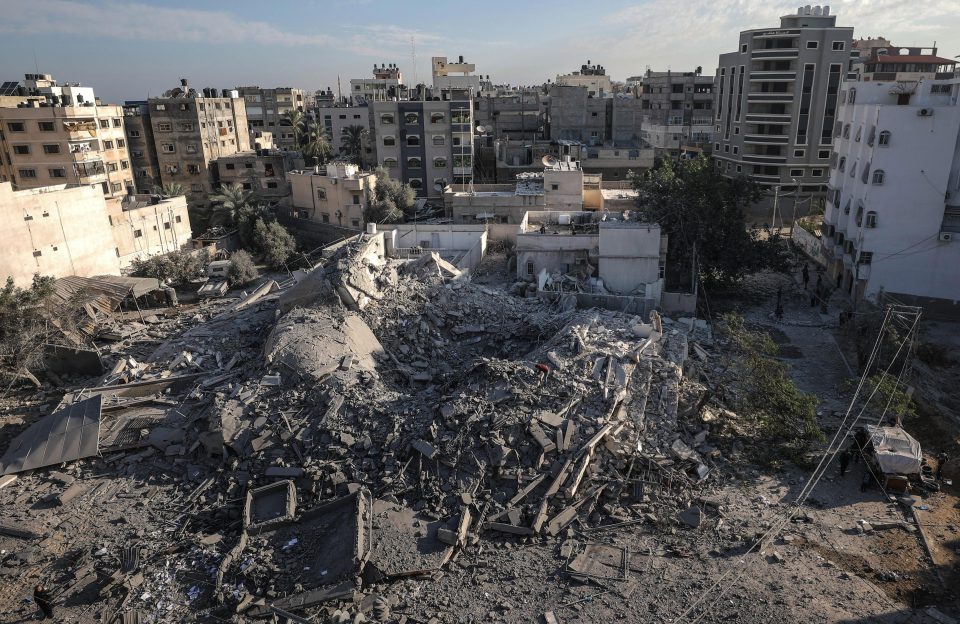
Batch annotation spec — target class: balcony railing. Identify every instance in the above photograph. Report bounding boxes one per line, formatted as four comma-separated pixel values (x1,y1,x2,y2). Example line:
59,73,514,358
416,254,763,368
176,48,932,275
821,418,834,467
752,49,798,59
74,160,106,179
743,134,789,144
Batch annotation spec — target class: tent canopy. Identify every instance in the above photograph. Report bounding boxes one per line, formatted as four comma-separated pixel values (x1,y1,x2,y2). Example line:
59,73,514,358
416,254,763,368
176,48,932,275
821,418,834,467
866,424,922,476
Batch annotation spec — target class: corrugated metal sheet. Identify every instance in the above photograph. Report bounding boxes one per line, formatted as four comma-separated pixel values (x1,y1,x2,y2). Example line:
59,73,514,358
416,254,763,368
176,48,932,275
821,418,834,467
0,395,102,475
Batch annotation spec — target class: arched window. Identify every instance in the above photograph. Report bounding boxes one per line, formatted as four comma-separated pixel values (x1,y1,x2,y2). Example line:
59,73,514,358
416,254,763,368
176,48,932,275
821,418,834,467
865,211,878,228
838,156,846,171
855,203,864,226
383,158,397,168
382,135,396,146
878,130,891,146
872,169,885,185
407,157,422,169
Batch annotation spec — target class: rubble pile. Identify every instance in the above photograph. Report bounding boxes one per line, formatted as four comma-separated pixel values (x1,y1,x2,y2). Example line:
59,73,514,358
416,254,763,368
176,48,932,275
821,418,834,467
0,232,727,623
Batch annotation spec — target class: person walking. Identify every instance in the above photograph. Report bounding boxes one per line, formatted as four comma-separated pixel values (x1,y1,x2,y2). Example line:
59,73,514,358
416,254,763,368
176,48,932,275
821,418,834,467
34,584,54,620
839,449,851,476
936,451,949,481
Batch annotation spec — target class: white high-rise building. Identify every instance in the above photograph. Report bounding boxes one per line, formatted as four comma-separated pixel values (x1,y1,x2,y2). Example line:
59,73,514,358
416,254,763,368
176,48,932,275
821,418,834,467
821,67,960,313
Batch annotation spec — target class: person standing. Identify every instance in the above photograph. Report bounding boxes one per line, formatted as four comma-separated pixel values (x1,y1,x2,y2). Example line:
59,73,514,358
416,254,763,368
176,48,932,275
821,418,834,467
936,451,949,481
839,449,851,476
34,584,54,620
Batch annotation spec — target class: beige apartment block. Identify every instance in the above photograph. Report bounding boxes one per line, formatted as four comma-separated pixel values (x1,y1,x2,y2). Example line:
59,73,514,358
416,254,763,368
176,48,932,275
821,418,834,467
236,86,304,149
289,162,376,229
0,103,134,197
0,182,191,285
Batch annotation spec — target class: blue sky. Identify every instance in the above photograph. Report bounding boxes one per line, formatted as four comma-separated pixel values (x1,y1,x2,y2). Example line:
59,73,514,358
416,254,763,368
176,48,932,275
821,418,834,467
1,0,958,104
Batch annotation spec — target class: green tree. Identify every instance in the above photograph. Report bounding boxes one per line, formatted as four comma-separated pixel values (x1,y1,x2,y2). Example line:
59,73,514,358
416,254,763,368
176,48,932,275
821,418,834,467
373,166,416,218
281,109,307,149
718,314,823,464
210,183,256,226
340,125,367,165
303,121,332,166
252,218,296,270
364,196,404,224
227,250,258,287
131,250,207,286
631,156,788,288
154,182,185,198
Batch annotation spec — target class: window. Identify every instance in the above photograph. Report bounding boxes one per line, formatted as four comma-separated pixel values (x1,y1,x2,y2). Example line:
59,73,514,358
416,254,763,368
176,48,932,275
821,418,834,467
128,129,141,138
404,112,419,124
117,138,126,148
111,118,121,128
107,162,119,172
383,158,397,168
352,219,361,228
818,149,830,159
187,164,201,174
848,88,856,104
110,182,122,193
732,146,739,155
161,144,175,153
48,168,65,178
407,157,422,169
244,162,252,168
838,156,846,171
132,149,143,158
551,183,559,191
180,122,194,131
408,178,423,189
527,261,535,276
855,126,862,142
406,135,420,146
121,160,130,170
931,84,952,94
433,135,445,146
175,215,183,223
380,113,394,125
267,181,278,189
736,165,742,173
163,221,171,230
433,157,447,168
39,121,55,132
351,194,360,205
225,163,235,170
155,103,167,111
878,130,891,146
322,213,330,223
843,199,851,214
790,169,804,177
103,140,114,149
832,41,845,51
865,211,877,228
806,41,819,49
99,119,110,129
740,44,748,53
812,168,823,177
186,144,198,154
242,182,252,190
13,144,29,154
179,103,190,111
134,229,143,238
430,112,445,124
18,168,37,178
157,122,172,132
317,188,327,200
794,149,805,158
842,124,850,139
43,144,61,154
872,169,885,185
382,135,396,146
7,122,25,132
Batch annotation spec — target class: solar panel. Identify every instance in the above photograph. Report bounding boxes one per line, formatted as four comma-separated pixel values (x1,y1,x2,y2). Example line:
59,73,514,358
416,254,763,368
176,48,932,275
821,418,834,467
0,81,21,96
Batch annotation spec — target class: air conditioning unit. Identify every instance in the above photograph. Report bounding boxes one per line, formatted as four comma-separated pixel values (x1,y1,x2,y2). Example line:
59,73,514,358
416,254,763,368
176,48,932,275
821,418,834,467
939,232,954,241
918,108,934,117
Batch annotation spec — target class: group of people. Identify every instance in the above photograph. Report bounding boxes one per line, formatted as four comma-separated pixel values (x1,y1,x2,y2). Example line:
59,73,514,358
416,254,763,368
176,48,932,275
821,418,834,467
773,262,830,322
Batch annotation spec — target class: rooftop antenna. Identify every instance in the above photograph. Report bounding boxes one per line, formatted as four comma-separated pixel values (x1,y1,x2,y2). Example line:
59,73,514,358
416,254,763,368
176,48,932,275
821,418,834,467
411,35,417,97
337,75,342,105
33,49,39,74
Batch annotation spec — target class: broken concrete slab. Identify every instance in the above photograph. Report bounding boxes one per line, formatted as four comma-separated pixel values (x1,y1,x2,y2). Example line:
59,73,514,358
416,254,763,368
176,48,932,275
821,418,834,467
245,480,297,528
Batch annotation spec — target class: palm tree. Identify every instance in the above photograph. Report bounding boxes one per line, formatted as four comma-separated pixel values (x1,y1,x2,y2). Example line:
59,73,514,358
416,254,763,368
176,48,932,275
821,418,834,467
209,183,255,225
303,121,332,166
154,182,185,197
340,125,367,166
281,109,306,149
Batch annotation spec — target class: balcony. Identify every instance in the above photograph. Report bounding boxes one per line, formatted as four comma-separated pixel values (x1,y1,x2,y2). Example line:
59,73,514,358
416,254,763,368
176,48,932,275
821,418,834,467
749,72,796,81
742,152,787,164
745,113,792,123
743,134,789,144
752,49,798,60
74,160,106,180
747,92,794,103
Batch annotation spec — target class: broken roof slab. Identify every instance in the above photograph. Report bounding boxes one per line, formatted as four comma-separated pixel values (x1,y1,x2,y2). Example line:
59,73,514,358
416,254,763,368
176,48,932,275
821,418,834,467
0,394,102,475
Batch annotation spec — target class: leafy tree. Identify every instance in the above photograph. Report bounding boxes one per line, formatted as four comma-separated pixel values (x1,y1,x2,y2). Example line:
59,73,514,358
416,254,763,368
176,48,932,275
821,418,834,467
281,109,306,149
252,218,296,270
0,275,56,380
373,166,416,218
340,125,367,165
210,183,256,226
364,196,404,224
131,250,207,286
303,121,332,166
631,156,788,288
718,314,823,464
227,250,258,287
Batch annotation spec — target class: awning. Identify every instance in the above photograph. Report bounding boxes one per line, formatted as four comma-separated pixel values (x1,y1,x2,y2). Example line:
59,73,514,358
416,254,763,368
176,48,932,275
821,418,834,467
0,395,103,475
866,424,922,476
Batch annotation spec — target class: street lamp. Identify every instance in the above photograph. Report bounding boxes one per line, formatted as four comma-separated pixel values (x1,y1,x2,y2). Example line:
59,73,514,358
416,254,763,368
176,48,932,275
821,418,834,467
789,177,801,237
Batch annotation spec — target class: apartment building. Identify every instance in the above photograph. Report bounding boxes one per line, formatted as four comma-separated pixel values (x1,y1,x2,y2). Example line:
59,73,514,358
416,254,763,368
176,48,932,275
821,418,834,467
639,70,715,158
547,85,611,145
235,86,304,149
288,162,377,229
820,72,960,313
0,181,191,284
212,149,302,206
350,64,404,104
371,90,474,198
0,78,133,197
432,56,482,94
316,105,372,165
714,5,853,213
475,91,546,142
555,62,613,98
123,101,160,193
138,80,250,209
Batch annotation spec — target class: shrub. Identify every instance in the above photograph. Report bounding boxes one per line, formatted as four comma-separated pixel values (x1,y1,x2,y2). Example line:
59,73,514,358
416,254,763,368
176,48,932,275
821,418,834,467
252,218,296,270
130,250,207,286
227,250,258,287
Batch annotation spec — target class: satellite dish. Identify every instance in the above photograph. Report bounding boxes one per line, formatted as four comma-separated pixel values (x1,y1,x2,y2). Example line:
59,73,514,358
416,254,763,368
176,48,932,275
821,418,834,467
542,155,559,168
476,125,485,133
434,181,445,192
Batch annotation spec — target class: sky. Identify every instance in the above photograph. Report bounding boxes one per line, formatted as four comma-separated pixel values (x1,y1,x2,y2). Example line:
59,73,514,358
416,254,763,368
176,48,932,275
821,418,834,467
1,0,959,104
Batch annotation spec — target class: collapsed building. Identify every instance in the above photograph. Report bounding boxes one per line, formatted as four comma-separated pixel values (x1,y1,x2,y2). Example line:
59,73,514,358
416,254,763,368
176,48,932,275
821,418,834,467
0,223,722,623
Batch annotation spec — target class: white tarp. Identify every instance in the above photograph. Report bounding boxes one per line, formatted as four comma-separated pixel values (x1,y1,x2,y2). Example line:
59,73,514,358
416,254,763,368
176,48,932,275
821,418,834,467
866,425,922,476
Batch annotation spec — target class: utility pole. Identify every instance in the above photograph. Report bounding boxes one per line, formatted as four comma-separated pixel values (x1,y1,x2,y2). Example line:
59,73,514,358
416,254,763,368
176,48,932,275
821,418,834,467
770,185,780,233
